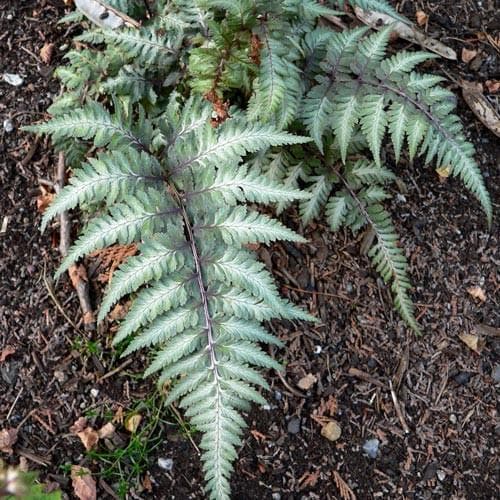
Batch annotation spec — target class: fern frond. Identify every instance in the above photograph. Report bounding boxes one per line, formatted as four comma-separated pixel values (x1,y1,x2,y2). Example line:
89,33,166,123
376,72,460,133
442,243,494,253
56,189,179,277
198,206,307,245
24,101,149,150
41,149,163,231
365,204,420,333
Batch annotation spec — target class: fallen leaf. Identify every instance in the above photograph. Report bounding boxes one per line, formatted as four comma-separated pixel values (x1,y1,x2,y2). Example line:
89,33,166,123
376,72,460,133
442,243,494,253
354,7,457,60
124,414,142,433
435,165,451,182
461,80,500,137
297,373,317,390
467,285,487,302
36,187,54,214
415,10,428,27
461,48,478,63
142,474,153,492
70,417,88,434
321,420,342,442
0,428,18,454
76,427,99,451
485,80,500,93
97,422,115,439
458,333,484,354
0,345,16,363
71,466,96,500
40,43,55,64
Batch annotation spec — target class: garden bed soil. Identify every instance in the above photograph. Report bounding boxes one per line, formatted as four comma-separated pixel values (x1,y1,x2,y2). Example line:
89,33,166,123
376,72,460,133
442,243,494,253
0,1,498,499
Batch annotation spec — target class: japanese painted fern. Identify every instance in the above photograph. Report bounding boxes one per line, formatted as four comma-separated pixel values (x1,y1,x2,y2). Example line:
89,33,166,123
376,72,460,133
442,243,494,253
25,0,492,497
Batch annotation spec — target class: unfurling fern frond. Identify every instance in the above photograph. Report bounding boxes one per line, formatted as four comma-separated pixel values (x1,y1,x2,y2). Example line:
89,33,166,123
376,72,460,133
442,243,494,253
302,27,492,224
31,98,313,500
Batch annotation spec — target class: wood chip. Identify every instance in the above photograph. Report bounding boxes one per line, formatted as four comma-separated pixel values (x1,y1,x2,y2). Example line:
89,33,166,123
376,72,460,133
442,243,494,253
467,285,487,302
415,11,428,27
461,48,478,63
354,7,457,60
461,80,500,137
0,427,18,454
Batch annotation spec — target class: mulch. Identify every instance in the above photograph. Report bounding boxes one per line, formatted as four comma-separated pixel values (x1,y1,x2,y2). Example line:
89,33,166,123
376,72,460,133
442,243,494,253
0,1,498,499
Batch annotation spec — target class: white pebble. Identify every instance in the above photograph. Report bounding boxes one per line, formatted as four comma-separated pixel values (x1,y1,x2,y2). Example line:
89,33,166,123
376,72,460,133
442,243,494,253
90,388,99,398
437,470,446,481
157,458,173,471
3,119,14,133
2,73,24,86
314,345,322,354
363,438,380,458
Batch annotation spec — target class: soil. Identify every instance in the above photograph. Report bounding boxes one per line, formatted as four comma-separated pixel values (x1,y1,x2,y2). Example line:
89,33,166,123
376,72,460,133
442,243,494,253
0,1,498,499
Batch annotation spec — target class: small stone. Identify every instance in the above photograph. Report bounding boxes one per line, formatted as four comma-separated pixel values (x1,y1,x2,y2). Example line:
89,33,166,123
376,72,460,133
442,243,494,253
2,73,24,86
437,470,446,481
449,414,457,424
297,373,317,391
362,438,380,459
90,388,99,398
287,417,301,434
492,364,500,383
271,493,281,500
453,372,471,386
314,345,322,354
274,390,282,401
321,420,341,442
157,457,173,472
53,370,66,383
3,119,14,133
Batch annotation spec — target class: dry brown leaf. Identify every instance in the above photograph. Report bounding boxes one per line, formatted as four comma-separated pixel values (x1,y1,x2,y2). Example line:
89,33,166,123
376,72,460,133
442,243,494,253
0,345,16,363
76,428,99,451
460,80,500,137
415,10,428,27
70,417,88,434
461,47,478,63
485,80,500,93
124,414,142,433
36,186,55,214
436,165,451,182
0,428,18,454
458,333,484,354
97,422,116,439
71,466,96,500
297,373,317,390
333,470,356,500
109,302,130,321
467,285,487,302
354,7,457,59
40,43,55,64
142,474,153,492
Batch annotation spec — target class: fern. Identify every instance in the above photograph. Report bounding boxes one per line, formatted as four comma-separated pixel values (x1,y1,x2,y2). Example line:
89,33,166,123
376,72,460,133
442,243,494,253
26,0,493,496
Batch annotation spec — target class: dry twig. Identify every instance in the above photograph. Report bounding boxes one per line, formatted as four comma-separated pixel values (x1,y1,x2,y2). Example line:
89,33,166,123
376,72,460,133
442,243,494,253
55,152,96,330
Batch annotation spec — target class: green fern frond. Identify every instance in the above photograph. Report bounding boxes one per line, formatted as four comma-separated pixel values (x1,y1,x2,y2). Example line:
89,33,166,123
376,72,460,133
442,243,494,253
366,204,420,333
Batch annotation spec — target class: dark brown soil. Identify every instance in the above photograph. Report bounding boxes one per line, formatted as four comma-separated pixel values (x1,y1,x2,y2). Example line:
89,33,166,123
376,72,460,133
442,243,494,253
1,1,498,499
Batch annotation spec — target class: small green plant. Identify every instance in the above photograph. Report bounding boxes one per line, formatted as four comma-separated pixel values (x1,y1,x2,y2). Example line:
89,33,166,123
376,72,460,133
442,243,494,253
0,461,61,500
87,394,165,498
26,0,491,497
